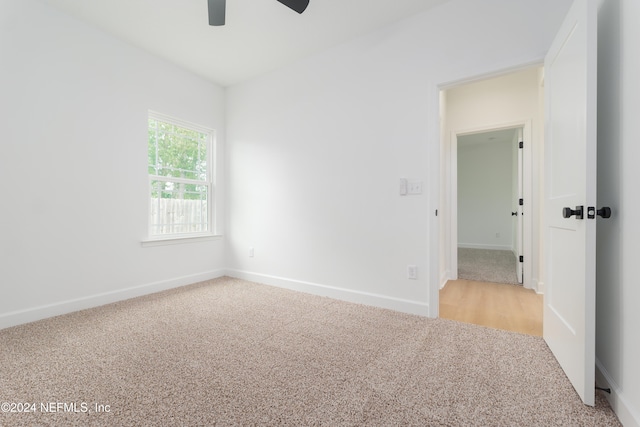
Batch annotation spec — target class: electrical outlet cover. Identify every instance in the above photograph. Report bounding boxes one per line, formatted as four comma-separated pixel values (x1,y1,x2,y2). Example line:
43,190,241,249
408,181,422,195
407,265,418,279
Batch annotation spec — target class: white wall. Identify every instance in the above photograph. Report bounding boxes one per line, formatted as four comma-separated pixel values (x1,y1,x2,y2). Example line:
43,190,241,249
0,0,226,328
457,139,514,250
1,1,636,423
226,0,571,315
441,67,543,288
595,0,640,425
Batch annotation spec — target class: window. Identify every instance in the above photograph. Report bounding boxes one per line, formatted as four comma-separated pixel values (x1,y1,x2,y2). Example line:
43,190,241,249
147,112,214,239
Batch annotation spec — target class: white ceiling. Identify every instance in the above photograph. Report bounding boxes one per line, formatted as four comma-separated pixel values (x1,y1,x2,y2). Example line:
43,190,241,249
39,0,452,87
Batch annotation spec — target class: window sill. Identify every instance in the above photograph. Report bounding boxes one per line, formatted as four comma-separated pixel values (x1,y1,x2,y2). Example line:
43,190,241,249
141,234,223,247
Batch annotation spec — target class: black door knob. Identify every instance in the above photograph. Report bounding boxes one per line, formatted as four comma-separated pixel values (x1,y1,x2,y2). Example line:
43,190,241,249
597,207,612,218
563,206,584,220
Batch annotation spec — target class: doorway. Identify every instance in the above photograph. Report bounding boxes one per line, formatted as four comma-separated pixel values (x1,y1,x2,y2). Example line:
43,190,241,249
439,66,543,292
437,66,544,335
432,2,599,405
457,127,523,285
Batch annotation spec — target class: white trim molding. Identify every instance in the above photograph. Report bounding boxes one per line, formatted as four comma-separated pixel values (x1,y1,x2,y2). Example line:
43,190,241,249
440,270,449,290
596,359,640,427
225,269,430,317
141,234,223,247
0,270,226,330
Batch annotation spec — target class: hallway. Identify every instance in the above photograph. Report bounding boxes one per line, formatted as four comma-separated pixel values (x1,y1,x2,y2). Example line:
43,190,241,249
440,279,543,336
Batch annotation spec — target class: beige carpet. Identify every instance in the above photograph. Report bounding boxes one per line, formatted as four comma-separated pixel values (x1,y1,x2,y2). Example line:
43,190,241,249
458,248,520,285
0,277,619,426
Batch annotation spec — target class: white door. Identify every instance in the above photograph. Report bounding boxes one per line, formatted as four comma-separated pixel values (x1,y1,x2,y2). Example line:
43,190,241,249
543,0,597,406
516,128,523,284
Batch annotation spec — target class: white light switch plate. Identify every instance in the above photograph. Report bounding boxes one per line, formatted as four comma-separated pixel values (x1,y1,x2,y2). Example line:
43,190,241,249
399,178,408,195
407,265,418,279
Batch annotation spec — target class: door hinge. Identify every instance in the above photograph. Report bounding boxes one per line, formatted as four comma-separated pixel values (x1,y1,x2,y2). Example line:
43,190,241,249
519,141,524,149
519,198,524,206
519,256,524,263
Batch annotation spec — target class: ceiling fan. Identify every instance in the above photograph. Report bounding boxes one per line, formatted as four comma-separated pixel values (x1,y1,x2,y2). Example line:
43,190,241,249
208,0,310,26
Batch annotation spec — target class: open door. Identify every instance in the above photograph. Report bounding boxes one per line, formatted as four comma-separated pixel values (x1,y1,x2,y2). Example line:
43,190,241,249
515,128,524,284
543,0,597,406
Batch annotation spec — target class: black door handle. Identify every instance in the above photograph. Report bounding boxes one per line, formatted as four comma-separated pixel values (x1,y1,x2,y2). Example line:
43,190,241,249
563,206,584,219
511,211,518,216
587,206,612,219
597,207,612,218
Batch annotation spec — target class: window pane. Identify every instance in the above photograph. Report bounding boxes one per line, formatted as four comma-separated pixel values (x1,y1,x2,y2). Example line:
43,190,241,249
149,179,208,235
148,113,213,238
148,118,208,181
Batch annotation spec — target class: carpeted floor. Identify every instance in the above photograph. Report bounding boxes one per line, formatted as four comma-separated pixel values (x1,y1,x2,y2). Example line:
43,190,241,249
0,277,620,426
458,247,520,285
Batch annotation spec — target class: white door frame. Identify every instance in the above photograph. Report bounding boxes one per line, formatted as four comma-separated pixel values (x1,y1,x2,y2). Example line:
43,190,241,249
447,120,533,289
516,127,525,284
428,63,542,318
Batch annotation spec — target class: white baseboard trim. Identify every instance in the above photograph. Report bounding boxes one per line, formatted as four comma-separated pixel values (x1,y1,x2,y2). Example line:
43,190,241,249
440,270,449,289
0,269,226,331
225,269,430,317
458,243,512,251
596,359,640,427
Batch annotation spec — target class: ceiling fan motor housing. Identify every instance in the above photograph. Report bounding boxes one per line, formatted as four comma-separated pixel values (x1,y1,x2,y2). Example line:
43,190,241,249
208,0,309,26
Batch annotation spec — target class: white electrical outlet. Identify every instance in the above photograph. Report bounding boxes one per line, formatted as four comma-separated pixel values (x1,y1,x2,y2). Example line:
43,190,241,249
407,265,418,280
249,247,254,257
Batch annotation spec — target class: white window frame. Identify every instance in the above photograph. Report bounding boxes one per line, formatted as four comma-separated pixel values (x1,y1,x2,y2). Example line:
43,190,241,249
144,111,218,245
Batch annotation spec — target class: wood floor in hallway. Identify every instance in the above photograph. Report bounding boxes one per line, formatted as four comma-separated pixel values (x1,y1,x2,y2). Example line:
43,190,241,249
439,279,543,336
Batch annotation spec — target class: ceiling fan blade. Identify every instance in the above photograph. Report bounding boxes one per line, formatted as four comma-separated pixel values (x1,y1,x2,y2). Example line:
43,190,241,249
208,0,225,26
276,0,309,14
